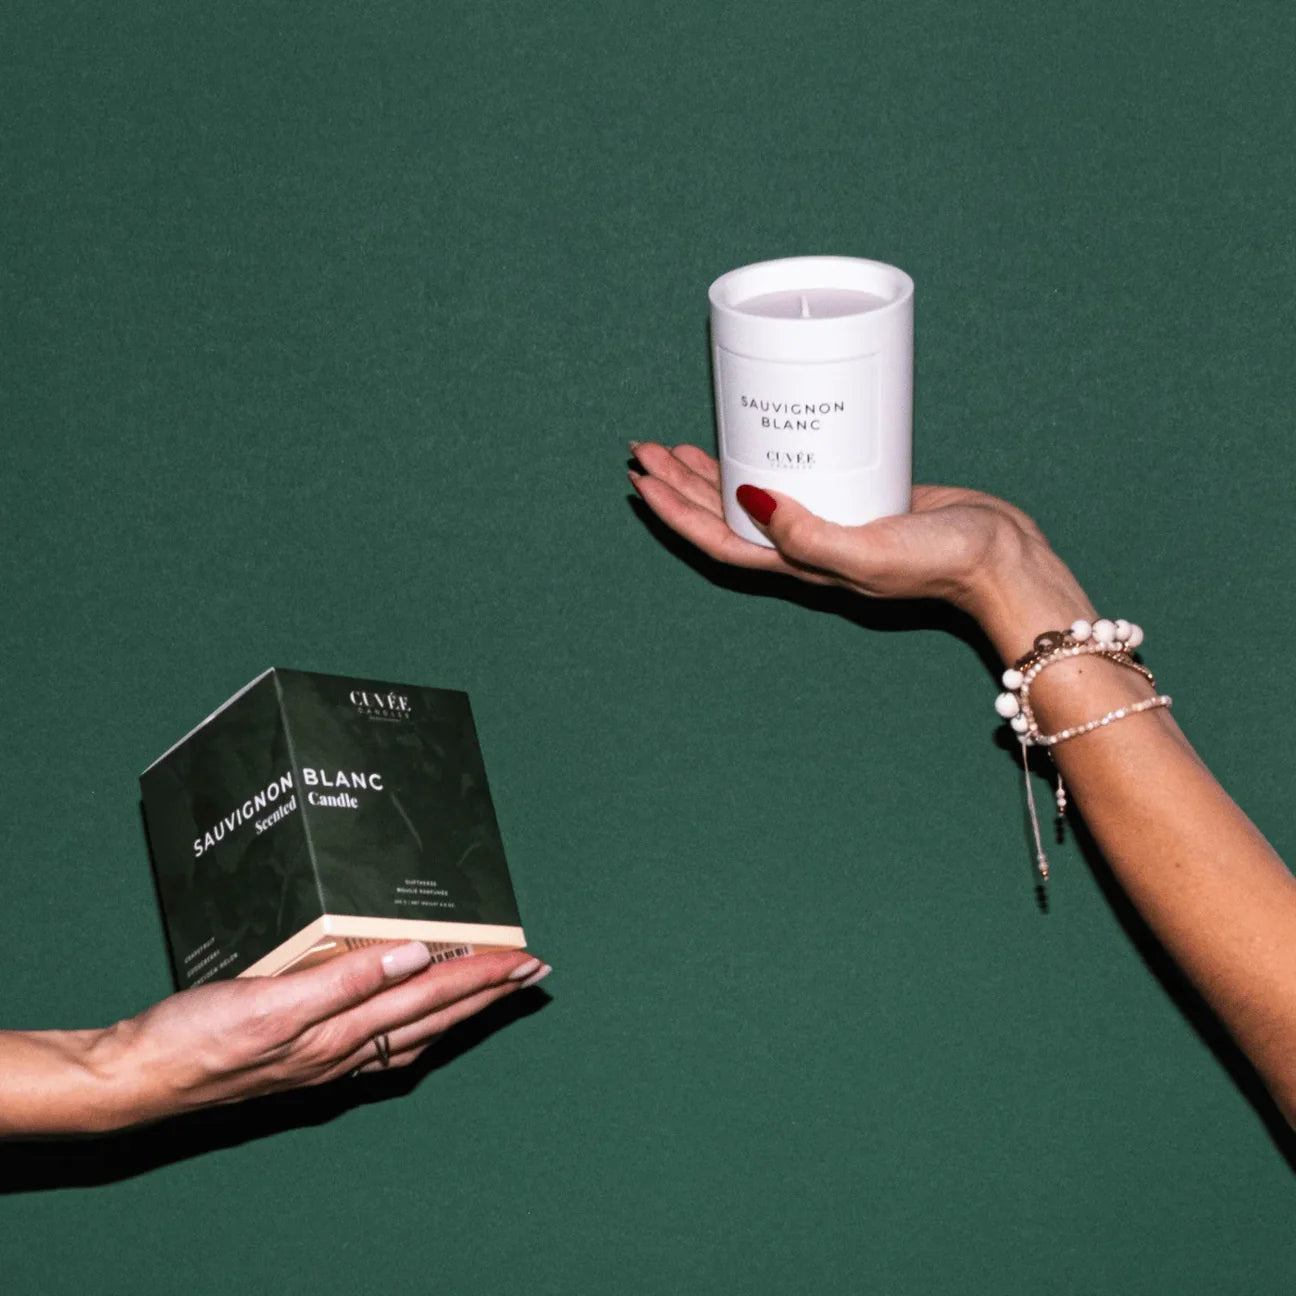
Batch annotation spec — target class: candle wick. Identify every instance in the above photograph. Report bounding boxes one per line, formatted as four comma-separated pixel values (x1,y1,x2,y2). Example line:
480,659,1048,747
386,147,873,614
799,294,811,319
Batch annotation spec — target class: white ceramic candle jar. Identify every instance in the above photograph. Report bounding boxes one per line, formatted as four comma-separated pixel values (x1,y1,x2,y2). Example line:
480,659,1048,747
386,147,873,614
708,256,914,547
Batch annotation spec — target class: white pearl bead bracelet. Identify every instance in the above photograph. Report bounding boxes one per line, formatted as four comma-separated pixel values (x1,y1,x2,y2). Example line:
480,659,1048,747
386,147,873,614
992,617,1171,892
993,618,1156,747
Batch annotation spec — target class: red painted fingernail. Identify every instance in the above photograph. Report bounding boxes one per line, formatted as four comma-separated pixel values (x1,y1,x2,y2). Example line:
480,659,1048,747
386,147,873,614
736,484,777,525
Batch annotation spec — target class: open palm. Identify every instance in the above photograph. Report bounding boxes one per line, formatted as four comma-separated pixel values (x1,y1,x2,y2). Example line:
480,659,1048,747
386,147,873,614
628,441,1047,609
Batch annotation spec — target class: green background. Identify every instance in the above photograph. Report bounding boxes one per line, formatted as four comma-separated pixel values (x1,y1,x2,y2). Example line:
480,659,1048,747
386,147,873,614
3,1,1295,1291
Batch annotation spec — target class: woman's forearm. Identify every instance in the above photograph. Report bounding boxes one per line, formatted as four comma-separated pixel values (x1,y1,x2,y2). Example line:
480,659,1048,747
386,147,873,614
0,1027,135,1136
968,540,1296,1121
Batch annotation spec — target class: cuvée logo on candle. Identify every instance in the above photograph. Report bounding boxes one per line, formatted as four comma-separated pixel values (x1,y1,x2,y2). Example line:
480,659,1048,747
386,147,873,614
709,256,914,547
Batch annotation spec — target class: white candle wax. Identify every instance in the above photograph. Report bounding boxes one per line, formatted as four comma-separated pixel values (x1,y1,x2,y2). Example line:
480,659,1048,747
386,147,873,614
709,257,914,547
736,287,891,319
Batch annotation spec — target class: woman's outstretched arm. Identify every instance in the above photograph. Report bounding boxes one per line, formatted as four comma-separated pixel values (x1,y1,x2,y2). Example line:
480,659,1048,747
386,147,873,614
0,943,549,1136
630,442,1296,1123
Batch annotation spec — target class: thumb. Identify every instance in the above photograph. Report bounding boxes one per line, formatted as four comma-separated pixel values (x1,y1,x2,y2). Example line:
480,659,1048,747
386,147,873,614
735,484,875,578
267,940,435,1030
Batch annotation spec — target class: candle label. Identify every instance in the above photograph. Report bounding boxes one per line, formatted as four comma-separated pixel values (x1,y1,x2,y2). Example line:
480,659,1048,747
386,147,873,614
714,348,879,472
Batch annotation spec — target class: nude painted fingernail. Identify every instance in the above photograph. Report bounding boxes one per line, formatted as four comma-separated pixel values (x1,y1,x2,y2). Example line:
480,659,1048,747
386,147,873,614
382,942,432,979
508,956,542,981
520,963,552,989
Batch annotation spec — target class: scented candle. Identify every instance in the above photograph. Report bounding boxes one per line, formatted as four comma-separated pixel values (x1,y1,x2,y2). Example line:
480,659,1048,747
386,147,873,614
708,256,914,546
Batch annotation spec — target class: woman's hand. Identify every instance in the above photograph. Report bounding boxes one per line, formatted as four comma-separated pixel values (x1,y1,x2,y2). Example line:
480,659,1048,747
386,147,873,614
628,442,1093,661
1,943,550,1135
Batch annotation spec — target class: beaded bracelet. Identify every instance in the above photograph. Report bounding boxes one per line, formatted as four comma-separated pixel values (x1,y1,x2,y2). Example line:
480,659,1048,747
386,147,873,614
1033,694,1173,747
994,617,1151,743
990,618,1172,890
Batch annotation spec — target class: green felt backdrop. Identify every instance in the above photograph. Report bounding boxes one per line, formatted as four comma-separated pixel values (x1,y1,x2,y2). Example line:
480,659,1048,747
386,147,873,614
3,1,1295,1291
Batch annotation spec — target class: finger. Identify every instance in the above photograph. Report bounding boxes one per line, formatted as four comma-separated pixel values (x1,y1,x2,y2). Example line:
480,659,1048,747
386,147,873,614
327,965,551,1081
630,441,724,517
386,967,549,1053
670,444,721,486
264,941,439,1032
735,485,894,588
630,469,801,574
365,982,518,1065
333,1032,433,1078
352,1040,433,1075
270,944,535,1039
322,950,543,1059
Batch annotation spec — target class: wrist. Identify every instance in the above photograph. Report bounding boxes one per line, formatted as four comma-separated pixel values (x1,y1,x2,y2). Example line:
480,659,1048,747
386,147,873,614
81,1018,157,1132
960,525,1096,664
52,1025,140,1134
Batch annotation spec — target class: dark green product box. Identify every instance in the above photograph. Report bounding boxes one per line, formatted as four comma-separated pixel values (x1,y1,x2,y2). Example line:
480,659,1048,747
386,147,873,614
140,669,526,988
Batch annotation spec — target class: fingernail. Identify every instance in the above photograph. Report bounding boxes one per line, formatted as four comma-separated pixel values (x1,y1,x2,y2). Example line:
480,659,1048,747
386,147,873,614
736,484,777,525
508,956,542,981
628,440,642,452
382,942,432,980
520,963,552,989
